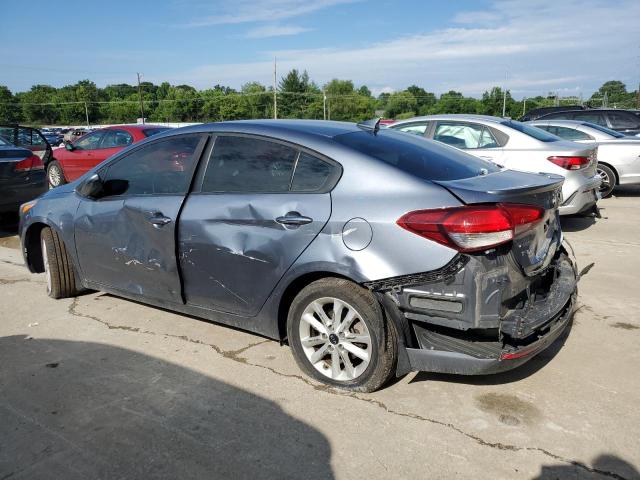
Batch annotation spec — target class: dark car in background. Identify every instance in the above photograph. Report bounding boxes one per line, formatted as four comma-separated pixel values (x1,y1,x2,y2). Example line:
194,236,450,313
0,133,47,215
519,105,585,122
48,124,169,188
19,120,577,392
536,109,640,136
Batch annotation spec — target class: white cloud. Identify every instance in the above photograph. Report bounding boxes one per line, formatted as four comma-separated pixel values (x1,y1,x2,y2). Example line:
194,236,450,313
182,0,358,27
166,0,640,98
245,24,312,38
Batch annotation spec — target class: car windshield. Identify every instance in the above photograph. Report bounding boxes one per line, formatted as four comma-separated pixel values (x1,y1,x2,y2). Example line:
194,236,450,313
501,120,560,142
334,130,500,181
581,122,626,138
142,128,170,137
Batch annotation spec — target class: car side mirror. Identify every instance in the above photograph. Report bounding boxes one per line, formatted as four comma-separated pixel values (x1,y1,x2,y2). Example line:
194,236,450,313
76,173,104,199
65,142,75,151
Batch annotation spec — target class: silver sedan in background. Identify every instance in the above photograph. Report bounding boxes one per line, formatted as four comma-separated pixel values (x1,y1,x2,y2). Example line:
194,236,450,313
389,115,601,215
527,119,640,197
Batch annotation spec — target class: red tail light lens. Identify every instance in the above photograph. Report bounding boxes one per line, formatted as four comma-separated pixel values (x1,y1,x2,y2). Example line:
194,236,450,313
14,154,44,172
547,156,589,170
397,204,544,252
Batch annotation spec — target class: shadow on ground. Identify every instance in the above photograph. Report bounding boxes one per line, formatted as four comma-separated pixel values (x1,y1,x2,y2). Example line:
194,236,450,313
0,214,19,249
0,335,334,480
533,454,640,480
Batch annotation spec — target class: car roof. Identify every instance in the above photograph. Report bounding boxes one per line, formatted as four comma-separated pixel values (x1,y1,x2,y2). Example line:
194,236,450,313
391,114,506,125
169,119,363,138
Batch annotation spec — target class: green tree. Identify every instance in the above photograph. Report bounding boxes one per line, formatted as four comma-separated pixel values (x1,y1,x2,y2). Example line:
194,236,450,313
385,91,417,118
406,85,437,114
0,86,21,123
324,79,374,121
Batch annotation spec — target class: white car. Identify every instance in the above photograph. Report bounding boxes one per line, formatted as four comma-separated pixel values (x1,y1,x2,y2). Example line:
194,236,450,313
527,119,640,197
388,115,601,215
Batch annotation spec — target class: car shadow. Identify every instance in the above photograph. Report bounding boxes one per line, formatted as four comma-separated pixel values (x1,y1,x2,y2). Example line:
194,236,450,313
409,319,573,386
0,335,334,480
532,454,639,480
560,214,598,232
612,185,640,197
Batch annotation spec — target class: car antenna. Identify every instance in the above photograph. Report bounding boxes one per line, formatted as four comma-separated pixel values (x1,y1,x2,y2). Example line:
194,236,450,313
357,117,381,135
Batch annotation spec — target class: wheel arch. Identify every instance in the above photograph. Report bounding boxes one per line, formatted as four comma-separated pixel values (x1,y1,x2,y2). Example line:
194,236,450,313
23,221,50,273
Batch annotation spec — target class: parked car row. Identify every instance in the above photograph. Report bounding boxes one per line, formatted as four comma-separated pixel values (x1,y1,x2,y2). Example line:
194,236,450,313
520,106,640,136
17,119,579,392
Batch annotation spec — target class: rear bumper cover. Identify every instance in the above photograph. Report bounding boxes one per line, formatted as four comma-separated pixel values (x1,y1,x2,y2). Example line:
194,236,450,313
558,174,601,215
405,294,574,375
369,246,578,377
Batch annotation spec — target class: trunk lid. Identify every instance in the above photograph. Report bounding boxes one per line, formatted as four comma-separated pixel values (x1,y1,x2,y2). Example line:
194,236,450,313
0,147,32,180
434,169,564,276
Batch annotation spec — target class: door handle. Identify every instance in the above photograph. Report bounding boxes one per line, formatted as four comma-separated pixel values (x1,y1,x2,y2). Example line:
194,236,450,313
276,212,313,227
148,212,172,227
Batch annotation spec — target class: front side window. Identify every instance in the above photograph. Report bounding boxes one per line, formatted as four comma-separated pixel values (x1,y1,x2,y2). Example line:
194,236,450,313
74,132,104,150
202,136,297,193
101,130,133,148
393,123,428,136
433,122,496,149
102,134,202,196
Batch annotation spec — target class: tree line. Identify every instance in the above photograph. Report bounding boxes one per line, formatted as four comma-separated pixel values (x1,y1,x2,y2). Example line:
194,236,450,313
0,71,636,126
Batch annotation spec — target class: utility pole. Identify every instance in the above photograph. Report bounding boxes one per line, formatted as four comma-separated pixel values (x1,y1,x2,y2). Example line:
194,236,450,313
137,72,145,124
84,102,90,128
323,90,327,120
502,70,508,117
522,98,526,117
273,58,277,119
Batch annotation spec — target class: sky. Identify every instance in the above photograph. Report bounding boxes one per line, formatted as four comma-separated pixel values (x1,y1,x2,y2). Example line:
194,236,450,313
1,0,639,98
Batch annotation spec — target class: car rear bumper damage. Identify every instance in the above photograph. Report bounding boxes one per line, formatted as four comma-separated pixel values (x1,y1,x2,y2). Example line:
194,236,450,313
558,175,601,215
366,245,578,376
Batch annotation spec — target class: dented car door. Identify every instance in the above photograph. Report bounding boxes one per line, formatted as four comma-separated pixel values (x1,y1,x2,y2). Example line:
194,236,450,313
73,134,206,303
178,135,334,316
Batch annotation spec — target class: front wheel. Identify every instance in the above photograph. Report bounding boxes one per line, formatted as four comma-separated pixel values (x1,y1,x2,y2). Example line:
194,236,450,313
597,164,616,198
287,278,397,392
41,227,80,299
47,160,67,189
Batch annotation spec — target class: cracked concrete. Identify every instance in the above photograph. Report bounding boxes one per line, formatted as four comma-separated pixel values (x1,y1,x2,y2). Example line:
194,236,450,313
1,188,640,479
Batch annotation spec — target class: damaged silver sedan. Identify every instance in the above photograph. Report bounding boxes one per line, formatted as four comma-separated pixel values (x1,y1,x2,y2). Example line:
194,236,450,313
19,119,578,392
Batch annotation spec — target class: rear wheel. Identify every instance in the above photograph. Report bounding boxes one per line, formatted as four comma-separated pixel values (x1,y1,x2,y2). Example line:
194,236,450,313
287,278,397,392
47,160,66,189
597,164,616,198
41,227,80,299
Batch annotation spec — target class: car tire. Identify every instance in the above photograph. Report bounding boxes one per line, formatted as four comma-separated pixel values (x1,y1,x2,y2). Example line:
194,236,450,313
41,227,80,299
287,277,397,392
597,164,616,198
47,160,66,189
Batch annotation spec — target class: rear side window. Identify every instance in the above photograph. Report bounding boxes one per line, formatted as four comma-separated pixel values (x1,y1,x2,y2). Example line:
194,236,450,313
433,122,499,149
393,123,428,136
143,128,170,137
501,120,559,142
547,126,593,141
572,111,607,126
202,136,297,193
291,153,335,192
607,112,639,129
334,130,500,181
101,130,133,148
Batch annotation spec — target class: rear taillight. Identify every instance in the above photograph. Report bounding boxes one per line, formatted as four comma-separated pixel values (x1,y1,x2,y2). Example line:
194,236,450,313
397,204,544,252
14,154,44,172
547,156,590,170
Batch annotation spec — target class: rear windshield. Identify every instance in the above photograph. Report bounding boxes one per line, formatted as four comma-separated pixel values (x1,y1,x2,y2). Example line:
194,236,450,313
334,130,500,181
501,120,560,142
581,122,625,138
142,128,170,137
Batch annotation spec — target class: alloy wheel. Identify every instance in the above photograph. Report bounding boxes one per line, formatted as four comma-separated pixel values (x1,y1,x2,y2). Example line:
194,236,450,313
298,297,372,381
597,167,611,194
48,164,63,189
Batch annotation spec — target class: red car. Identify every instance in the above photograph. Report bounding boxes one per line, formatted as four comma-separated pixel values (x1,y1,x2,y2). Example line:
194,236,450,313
47,125,169,188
